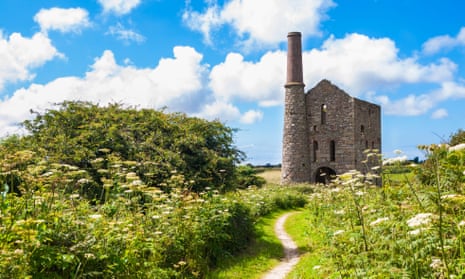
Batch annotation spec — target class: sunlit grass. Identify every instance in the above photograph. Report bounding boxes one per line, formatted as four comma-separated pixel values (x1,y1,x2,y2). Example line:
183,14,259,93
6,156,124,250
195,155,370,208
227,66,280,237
206,211,285,279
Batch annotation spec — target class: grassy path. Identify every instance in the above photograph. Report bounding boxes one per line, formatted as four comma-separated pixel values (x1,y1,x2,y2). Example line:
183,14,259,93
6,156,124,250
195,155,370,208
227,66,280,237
261,212,301,279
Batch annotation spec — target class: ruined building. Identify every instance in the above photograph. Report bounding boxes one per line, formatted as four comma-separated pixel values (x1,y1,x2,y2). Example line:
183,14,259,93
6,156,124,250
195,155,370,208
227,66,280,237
281,32,381,184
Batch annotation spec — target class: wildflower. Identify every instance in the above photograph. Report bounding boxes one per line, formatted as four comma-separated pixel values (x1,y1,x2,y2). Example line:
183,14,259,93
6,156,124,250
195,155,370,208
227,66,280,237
84,253,96,259
77,178,90,184
333,230,345,236
14,249,24,255
334,209,345,215
154,231,163,235
370,217,389,226
408,228,423,236
407,213,433,228
449,143,465,152
430,257,442,270
458,220,465,227
41,171,54,177
442,194,458,200
383,156,407,165
69,194,80,199
89,214,102,219
313,265,321,270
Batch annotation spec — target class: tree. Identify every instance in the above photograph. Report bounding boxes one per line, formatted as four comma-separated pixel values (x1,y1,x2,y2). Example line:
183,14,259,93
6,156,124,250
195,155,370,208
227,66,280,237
17,101,244,194
449,129,465,146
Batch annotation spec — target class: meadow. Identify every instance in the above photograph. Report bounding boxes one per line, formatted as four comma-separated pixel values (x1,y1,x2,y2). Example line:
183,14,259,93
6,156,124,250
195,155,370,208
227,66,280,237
1,101,465,278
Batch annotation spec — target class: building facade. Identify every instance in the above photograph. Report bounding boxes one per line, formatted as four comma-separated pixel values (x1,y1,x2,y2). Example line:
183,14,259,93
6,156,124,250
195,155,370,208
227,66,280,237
282,32,381,184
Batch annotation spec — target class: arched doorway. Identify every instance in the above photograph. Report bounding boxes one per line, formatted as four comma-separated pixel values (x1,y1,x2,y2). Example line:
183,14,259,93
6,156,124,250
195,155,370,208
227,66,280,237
315,167,336,184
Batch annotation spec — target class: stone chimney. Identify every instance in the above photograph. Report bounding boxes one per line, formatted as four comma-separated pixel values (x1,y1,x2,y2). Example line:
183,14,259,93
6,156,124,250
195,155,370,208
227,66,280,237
281,32,310,184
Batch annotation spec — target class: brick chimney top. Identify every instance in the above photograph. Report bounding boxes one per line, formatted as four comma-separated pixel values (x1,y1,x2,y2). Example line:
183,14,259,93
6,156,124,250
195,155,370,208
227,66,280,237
286,32,304,87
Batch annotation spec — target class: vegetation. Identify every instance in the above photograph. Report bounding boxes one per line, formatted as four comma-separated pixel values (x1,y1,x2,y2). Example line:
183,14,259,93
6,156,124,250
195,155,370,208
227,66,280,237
282,144,465,278
0,102,293,278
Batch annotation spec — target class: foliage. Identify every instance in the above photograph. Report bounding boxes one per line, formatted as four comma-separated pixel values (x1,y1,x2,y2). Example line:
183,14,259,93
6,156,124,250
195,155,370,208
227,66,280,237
235,165,266,189
449,128,465,146
4,101,245,195
284,145,465,278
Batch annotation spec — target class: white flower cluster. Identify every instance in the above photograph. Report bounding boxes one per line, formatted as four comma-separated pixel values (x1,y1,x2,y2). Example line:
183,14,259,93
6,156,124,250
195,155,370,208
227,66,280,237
449,143,465,152
370,217,389,226
383,155,408,166
407,213,433,228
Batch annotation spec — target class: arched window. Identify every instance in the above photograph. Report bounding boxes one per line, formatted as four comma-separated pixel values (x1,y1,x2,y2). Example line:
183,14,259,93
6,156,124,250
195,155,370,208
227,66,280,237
321,104,327,124
330,140,336,162
313,141,318,162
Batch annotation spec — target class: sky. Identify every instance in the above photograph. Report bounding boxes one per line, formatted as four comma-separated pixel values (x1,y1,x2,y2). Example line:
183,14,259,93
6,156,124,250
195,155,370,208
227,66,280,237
0,0,464,165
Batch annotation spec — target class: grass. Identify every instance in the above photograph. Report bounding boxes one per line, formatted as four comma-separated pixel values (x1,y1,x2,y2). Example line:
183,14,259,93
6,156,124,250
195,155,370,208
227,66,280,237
257,168,281,185
206,211,285,279
284,210,339,279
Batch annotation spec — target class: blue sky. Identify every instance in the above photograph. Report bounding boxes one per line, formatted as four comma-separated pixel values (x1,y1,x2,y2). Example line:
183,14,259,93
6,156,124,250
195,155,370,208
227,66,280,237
0,0,464,165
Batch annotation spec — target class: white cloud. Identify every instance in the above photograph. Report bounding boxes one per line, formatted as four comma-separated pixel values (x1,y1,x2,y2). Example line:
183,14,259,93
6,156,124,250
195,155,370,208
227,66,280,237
98,0,141,15
107,23,145,44
372,81,465,116
303,33,456,95
0,31,61,91
34,7,91,33
431,108,448,119
422,27,465,55
240,110,263,124
209,51,285,106
0,47,208,136
196,101,241,121
183,0,335,47
208,33,457,116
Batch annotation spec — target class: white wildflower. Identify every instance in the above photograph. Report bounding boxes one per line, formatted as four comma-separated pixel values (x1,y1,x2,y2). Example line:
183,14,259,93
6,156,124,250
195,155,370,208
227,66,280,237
355,191,365,196
407,213,433,228
383,155,408,166
458,220,465,227
449,143,465,152
333,230,345,236
442,194,458,200
370,217,389,226
89,214,102,219
430,257,442,270
408,228,423,236
334,209,345,215
313,265,321,270
84,253,96,259
77,178,90,184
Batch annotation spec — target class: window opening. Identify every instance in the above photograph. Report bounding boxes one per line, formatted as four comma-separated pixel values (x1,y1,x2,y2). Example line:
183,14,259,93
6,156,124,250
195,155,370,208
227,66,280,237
313,141,318,162
330,140,336,162
321,104,327,124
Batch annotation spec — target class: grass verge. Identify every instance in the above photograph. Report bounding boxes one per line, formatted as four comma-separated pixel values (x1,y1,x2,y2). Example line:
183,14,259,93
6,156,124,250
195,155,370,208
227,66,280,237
206,211,286,279
284,210,338,279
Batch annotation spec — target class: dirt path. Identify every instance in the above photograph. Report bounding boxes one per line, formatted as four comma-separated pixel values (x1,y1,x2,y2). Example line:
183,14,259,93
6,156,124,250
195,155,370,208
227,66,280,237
261,212,300,279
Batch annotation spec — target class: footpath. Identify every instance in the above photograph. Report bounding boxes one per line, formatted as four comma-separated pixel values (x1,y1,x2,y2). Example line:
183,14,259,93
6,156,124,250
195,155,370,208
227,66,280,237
261,212,301,279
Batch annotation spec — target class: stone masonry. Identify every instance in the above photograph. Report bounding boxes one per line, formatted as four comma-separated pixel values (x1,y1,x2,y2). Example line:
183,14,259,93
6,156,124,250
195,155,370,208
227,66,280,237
281,32,381,184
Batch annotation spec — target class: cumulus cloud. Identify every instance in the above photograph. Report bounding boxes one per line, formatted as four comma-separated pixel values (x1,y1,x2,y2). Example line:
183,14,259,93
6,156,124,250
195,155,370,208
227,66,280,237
34,7,91,33
431,108,448,119
107,23,145,44
0,31,61,90
372,81,465,116
209,51,285,106
423,27,465,55
303,33,456,95
0,47,208,136
183,0,335,47
98,0,141,15
240,110,263,124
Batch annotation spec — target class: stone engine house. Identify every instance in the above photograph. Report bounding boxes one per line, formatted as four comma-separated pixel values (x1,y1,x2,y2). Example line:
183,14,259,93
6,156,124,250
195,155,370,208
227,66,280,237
281,32,381,184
